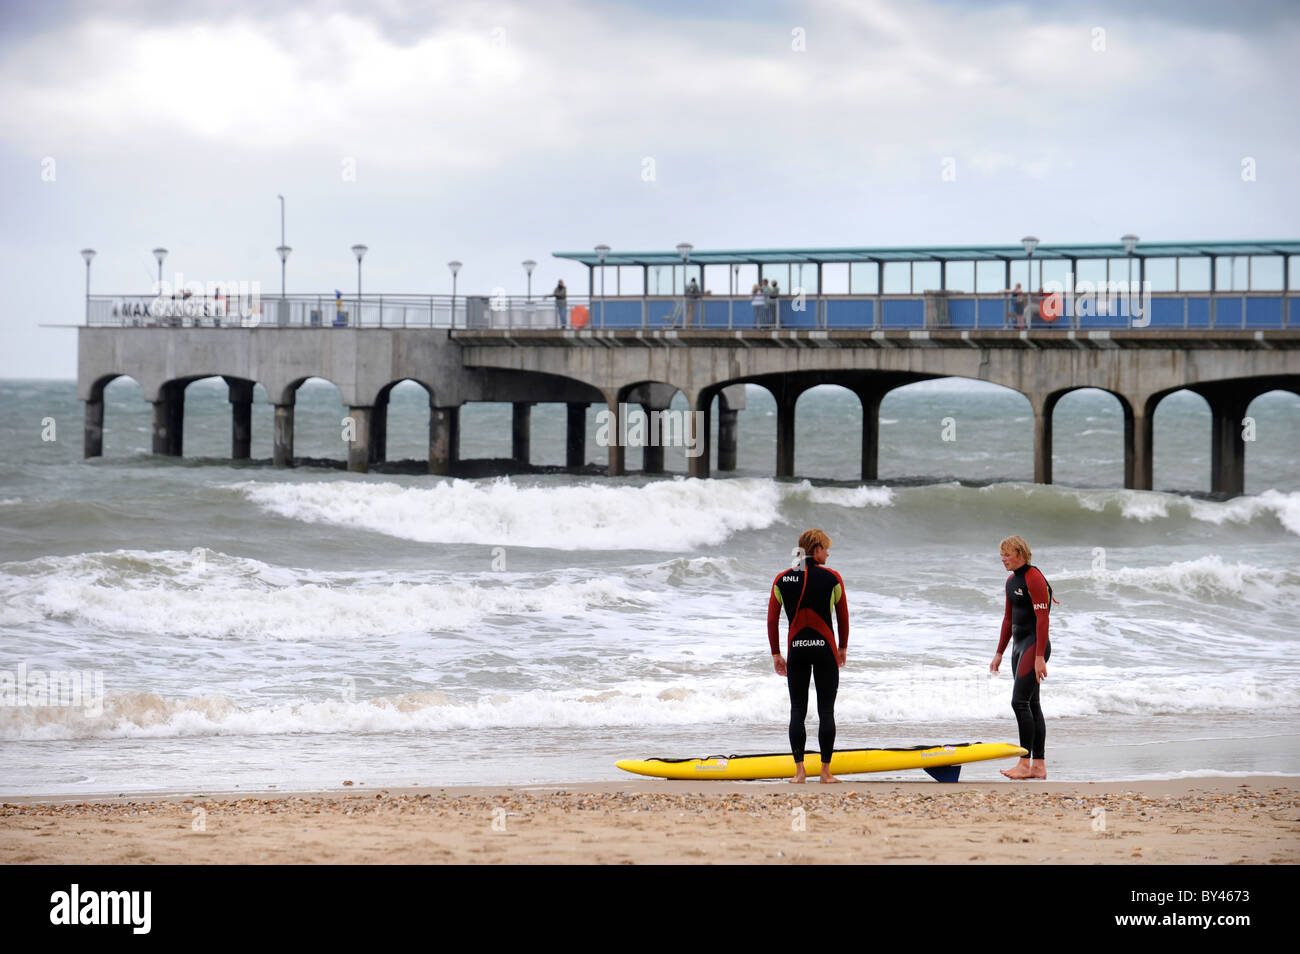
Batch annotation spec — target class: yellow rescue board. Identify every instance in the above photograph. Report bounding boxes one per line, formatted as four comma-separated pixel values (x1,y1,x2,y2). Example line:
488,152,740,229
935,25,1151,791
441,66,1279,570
616,742,1027,780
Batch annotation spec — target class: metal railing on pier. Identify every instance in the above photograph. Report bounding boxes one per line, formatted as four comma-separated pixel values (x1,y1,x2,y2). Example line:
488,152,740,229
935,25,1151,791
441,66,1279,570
86,290,1296,332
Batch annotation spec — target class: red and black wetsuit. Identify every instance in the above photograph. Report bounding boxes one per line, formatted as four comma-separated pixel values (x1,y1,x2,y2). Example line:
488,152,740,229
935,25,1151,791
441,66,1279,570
997,562,1052,760
768,560,849,763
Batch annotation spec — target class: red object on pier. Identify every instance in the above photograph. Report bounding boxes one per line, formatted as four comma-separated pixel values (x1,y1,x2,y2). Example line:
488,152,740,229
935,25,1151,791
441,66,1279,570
570,305,590,328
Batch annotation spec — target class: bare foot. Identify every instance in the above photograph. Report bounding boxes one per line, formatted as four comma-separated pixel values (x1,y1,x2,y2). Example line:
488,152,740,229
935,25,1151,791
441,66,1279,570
1001,759,1033,780
1029,760,1047,780
820,772,840,784
790,764,807,784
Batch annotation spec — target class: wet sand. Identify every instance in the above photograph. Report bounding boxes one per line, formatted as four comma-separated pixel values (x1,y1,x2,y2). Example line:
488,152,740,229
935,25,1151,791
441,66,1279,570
2,777,1295,865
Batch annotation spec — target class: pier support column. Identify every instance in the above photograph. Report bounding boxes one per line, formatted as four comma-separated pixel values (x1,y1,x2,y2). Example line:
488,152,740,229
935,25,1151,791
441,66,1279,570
369,396,388,466
640,404,668,474
512,402,533,467
429,404,459,476
604,398,626,477
84,399,103,459
1208,393,1249,496
853,388,885,481
346,406,372,473
151,384,183,457
227,380,253,460
1032,400,1054,485
717,406,738,471
566,403,587,470
687,391,712,479
775,394,797,478
273,403,295,468
1123,400,1153,491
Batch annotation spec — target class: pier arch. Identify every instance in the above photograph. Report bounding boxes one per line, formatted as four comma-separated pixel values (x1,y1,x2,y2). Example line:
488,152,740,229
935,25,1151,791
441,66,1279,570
880,378,1033,483
1046,387,1129,488
84,374,149,458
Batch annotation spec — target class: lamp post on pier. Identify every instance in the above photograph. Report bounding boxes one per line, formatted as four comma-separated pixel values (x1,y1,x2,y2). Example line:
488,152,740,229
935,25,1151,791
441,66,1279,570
448,260,462,327
351,244,367,323
81,248,96,324
676,242,692,326
522,260,536,301
152,248,168,288
594,244,610,328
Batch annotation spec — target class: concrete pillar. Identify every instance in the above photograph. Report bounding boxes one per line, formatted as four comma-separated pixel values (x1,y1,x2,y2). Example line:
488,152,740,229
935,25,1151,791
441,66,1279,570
369,397,388,465
775,394,797,478
1123,402,1153,491
856,389,885,481
717,407,738,471
273,403,295,468
512,402,532,466
566,403,587,470
687,392,711,479
84,399,104,459
605,397,626,477
151,386,183,456
1033,402,1053,485
346,406,372,473
430,405,459,476
1208,394,1248,496
640,404,666,474
228,380,253,460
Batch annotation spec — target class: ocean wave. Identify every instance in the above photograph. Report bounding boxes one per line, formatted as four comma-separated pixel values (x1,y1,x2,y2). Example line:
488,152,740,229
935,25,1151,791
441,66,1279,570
1,668,1286,741
0,549,663,640
1052,555,1295,600
228,476,787,550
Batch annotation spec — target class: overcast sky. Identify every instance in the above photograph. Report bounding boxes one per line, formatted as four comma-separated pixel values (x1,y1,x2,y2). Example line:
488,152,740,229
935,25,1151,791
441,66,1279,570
1,0,1297,378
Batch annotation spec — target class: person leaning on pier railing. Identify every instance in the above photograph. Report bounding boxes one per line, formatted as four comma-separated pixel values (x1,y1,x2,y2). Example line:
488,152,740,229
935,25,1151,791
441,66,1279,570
546,279,567,325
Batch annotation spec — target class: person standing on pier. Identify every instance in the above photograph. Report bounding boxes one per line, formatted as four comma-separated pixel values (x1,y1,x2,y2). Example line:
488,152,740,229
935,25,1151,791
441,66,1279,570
550,279,567,325
751,283,767,328
685,277,701,327
766,280,781,327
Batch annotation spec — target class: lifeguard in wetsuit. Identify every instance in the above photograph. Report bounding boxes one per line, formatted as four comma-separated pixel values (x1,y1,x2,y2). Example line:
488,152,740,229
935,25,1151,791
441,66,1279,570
990,534,1053,780
768,529,849,784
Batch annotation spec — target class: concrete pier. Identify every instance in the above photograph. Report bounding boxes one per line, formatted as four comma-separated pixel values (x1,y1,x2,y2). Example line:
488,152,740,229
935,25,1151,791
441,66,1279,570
75,326,1300,495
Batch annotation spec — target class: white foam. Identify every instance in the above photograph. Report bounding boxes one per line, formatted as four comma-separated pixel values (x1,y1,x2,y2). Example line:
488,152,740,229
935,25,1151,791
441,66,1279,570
1053,555,1293,600
0,550,663,641
2,666,1289,741
229,476,786,550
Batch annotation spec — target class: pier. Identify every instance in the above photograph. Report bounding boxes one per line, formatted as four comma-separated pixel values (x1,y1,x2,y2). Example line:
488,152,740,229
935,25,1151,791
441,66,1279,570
75,240,1300,495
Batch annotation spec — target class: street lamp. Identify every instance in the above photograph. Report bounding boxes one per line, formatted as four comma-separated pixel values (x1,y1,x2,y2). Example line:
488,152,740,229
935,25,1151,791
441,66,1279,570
1021,235,1040,291
276,194,290,306
152,247,168,288
522,259,536,301
676,242,693,327
1121,233,1140,290
595,244,610,329
351,244,367,322
448,260,462,327
81,248,96,324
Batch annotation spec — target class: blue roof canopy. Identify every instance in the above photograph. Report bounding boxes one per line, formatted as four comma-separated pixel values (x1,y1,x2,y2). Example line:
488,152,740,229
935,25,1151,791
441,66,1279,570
554,240,1300,268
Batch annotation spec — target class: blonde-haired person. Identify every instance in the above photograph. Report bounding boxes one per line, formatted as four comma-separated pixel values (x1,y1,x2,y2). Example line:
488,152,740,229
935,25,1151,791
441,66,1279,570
990,535,1053,780
767,528,850,783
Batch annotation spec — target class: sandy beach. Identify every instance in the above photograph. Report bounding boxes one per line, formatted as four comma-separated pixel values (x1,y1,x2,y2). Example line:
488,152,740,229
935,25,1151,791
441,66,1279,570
2,776,1295,865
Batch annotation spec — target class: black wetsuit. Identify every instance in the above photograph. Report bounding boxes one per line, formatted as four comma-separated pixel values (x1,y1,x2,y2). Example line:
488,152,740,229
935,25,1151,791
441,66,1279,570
997,563,1052,760
768,560,849,763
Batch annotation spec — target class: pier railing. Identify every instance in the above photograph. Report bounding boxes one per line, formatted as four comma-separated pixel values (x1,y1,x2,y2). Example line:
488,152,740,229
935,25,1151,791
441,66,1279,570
87,290,1296,331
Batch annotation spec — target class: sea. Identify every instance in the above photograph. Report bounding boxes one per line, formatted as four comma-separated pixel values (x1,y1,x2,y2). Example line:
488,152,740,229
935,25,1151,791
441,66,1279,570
1,376,1297,795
